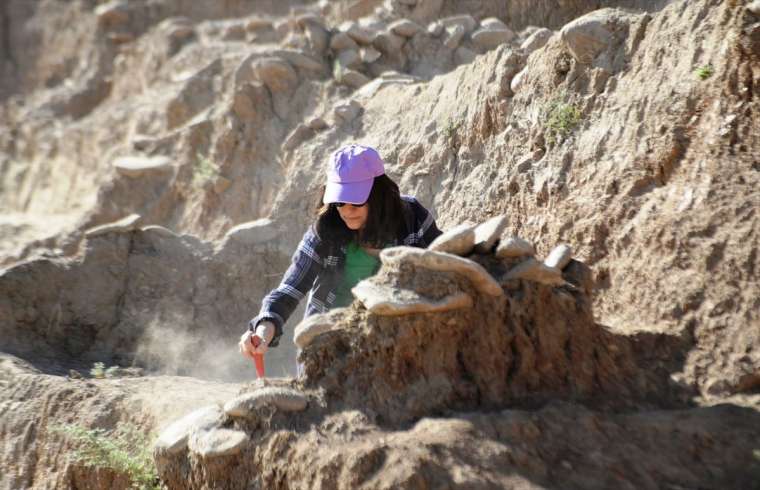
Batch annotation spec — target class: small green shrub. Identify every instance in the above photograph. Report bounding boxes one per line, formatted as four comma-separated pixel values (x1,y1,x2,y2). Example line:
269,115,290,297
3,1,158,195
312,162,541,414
90,362,122,379
193,152,220,188
544,98,583,145
695,64,714,80
52,423,159,490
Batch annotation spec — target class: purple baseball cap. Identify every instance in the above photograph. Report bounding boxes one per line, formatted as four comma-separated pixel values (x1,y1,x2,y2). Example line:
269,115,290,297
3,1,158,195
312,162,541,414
323,144,385,205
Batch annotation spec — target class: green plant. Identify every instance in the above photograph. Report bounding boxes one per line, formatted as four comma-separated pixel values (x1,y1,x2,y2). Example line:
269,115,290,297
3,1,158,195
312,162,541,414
695,64,714,80
193,152,220,188
90,362,122,379
51,423,159,490
443,119,459,140
544,98,583,145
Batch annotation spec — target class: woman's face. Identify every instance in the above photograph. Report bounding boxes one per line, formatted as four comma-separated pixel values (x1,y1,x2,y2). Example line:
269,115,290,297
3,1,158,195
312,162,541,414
337,203,369,231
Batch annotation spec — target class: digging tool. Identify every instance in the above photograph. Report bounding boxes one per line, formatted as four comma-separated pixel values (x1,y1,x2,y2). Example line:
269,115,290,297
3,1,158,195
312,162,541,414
250,335,266,378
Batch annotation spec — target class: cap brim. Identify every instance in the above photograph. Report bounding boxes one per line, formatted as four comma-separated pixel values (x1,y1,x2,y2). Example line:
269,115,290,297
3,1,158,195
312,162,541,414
323,178,373,204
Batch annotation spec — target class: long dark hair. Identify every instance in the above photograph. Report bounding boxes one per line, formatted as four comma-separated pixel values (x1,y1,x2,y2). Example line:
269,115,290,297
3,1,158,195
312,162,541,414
313,174,407,256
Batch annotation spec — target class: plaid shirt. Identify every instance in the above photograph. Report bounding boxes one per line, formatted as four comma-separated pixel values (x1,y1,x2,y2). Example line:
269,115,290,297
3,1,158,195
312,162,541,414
249,195,443,347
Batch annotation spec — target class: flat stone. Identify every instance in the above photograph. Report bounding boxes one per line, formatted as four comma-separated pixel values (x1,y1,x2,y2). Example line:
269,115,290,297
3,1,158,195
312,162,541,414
139,225,179,238
294,312,339,348
495,235,535,258
544,244,573,270
381,246,503,296
440,15,477,34
389,19,422,37
471,28,515,50
154,406,223,455
520,28,553,55
334,100,362,121
473,215,508,254
252,57,298,93
353,280,473,315
428,223,476,255
510,67,527,93
188,428,249,459
272,49,324,72
748,0,760,15
113,155,172,178
503,258,564,286
339,69,371,88
560,9,615,64
443,24,466,50
85,214,142,238
343,23,379,44
222,218,279,246
360,47,382,63
224,387,308,417
479,17,509,31
330,32,359,51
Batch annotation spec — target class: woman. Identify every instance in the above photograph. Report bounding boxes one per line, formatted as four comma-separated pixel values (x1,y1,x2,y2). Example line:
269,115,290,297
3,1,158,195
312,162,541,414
239,144,442,361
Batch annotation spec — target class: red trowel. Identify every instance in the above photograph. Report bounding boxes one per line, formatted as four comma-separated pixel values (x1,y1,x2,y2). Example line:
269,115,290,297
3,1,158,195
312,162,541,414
250,335,266,378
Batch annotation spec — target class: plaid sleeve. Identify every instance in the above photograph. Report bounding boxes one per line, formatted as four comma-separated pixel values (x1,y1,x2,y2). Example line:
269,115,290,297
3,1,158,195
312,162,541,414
402,195,443,247
249,226,323,347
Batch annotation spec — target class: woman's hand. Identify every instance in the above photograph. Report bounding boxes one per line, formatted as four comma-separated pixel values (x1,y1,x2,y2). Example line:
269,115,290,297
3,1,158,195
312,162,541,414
239,321,275,360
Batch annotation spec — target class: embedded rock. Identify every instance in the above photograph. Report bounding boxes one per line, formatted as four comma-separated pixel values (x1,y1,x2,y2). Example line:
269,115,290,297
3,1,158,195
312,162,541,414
389,19,423,38
272,49,324,73
495,236,535,259
330,32,359,51
443,24,466,50
560,9,616,64
428,222,476,255
154,406,224,456
294,311,344,349
440,15,477,34
339,69,371,88
473,215,508,254
471,28,515,50
188,428,249,459
219,218,279,248
521,27,553,55
113,155,172,178
84,214,142,238
224,387,308,417
352,279,473,315
503,258,564,286
544,244,573,270
252,57,298,93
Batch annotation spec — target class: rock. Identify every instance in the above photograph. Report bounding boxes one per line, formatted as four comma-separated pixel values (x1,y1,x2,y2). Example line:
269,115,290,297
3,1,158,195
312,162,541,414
544,244,573,270
282,124,314,151
95,1,129,27
373,31,405,54
303,21,329,54
495,236,535,258
410,0,444,24
188,428,248,459
427,21,443,37
294,312,339,348
154,406,224,455
443,24,466,50
510,68,526,93
337,49,362,71
560,9,614,64
381,246,503,296
252,57,298,93
339,69,371,88
521,28,553,55
221,218,279,247
503,258,564,286
307,117,329,130
389,19,422,37
440,15,477,34
343,23,379,45
212,176,231,195
222,23,246,41
360,47,382,63
748,1,760,15
272,49,324,72
470,28,515,50
334,100,362,122
140,225,179,238
473,215,508,254
224,387,308,417
428,223,476,255
347,0,384,19
85,214,142,238
455,46,477,65
330,32,359,51
113,155,172,178
352,280,473,315
479,17,509,31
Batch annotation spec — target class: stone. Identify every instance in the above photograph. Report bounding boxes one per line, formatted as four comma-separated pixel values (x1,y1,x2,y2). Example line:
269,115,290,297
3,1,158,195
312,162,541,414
303,21,329,54
113,155,172,178
389,19,422,37
381,246,503,297
334,100,362,121
294,312,339,348
307,117,329,130
85,214,142,238
410,0,444,24
340,69,371,88
140,225,179,238
282,124,315,151
272,49,324,72
95,1,129,27
337,49,362,70
213,176,232,195
455,46,477,65
221,218,279,247
224,387,308,417
503,258,564,286
510,68,526,93
440,15,477,34
748,0,760,15
154,406,223,455
479,17,509,31
252,57,298,93
373,31,405,54
428,223,476,255
470,28,515,50
560,9,615,64
360,47,382,63
443,24,466,50
473,215,508,254
427,21,443,37
352,280,473,315
544,244,573,270
330,32,359,51
188,428,249,458
343,23,379,44
495,236,535,258
521,28,553,55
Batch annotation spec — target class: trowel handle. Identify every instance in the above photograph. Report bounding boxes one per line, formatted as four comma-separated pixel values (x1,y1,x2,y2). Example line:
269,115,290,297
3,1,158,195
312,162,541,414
250,335,266,378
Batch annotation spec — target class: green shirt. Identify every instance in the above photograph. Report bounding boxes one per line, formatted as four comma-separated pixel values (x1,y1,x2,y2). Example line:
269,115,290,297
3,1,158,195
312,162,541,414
333,242,381,308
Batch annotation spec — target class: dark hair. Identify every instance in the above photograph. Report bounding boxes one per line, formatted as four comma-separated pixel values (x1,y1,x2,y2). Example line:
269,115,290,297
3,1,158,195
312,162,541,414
313,174,407,256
